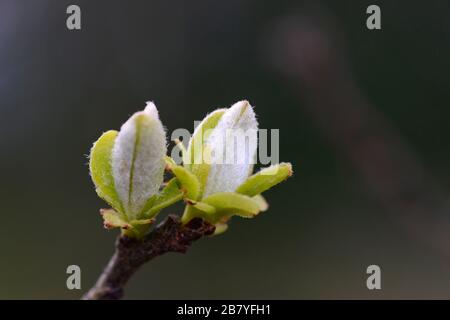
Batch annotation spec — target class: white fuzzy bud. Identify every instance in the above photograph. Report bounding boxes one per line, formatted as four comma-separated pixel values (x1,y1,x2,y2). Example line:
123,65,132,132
111,102,167,217
202,100,258,197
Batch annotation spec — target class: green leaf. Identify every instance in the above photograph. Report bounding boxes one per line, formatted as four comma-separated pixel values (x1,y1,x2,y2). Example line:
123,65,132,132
181,202,219,224
89,130,123,213
182,192,262,224
186,199,216,215
168,164,201,201
202,192,261,223
236,163,293,197
189,160,211,198
186,109,225,171
141,178,183,218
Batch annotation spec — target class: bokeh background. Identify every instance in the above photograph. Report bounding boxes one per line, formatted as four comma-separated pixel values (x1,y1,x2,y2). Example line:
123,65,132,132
1,0,450,299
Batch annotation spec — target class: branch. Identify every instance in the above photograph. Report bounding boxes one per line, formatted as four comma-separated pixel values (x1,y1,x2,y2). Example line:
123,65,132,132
82,215,215,300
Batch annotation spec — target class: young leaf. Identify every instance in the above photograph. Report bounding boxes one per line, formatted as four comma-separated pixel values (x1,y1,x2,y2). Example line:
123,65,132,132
89,130,123,213
188,147,211,198
186,108,226,172
185,109,222,197
186,199,217,215
141,178,183,218
181,205,213,224
168,164,201,201
202,192,261,223
236,163,293,197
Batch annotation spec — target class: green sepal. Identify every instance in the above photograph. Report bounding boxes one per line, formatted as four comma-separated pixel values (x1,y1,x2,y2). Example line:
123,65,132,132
236,163,293,197
89,130,123,213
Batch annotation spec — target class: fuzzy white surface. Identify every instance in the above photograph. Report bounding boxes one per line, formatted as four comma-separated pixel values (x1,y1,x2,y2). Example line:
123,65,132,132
202,100,258,197
112,102,167,216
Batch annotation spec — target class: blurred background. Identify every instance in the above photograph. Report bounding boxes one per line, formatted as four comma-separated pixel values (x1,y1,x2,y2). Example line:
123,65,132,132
1,0,450,299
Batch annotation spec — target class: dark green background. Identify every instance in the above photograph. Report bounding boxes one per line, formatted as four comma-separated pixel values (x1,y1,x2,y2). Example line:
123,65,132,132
1,0,449,299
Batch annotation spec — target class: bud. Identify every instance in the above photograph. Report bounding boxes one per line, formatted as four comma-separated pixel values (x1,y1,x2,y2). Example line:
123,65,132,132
89,102,169,233
111,102,167,218
164,100,293,232
201,100,258,197
184,100,258,198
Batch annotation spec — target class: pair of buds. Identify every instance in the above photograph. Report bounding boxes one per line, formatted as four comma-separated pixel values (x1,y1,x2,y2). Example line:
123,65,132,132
90,101,292,238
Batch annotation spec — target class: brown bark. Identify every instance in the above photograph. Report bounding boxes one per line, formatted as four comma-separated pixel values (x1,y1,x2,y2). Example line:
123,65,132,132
82,215,215,300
